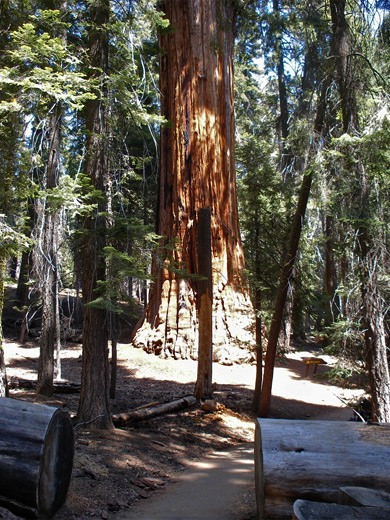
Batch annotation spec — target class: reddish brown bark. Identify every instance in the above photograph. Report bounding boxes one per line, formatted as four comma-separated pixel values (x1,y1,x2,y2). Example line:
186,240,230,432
132,0,254,362
258,75,332,417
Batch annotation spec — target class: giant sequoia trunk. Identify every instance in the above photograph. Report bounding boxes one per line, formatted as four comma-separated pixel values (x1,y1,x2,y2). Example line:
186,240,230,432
132,0,254,362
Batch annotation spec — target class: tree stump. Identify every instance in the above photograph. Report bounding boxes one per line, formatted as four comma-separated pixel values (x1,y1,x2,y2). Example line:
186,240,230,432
254,418,390,519
0,397,74,518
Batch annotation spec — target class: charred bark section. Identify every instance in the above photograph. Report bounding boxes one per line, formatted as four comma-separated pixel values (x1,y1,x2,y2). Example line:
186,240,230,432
132,0,254,362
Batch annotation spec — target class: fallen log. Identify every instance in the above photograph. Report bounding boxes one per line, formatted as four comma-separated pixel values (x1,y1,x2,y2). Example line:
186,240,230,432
9,378,81,394
254,418,390,519
0,397,74,518
112,395,198,426
338,486,390,509
293,499,390,520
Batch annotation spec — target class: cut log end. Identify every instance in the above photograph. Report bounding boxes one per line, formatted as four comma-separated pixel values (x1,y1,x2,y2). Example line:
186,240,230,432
38,407,75,516
0,398,74,518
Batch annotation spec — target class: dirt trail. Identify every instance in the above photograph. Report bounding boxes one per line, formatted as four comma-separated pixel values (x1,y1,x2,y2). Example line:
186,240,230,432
110,346,366,520
2,338,366,520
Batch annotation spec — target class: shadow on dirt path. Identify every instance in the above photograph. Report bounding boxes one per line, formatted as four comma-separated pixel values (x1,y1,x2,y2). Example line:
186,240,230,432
3,329,366,520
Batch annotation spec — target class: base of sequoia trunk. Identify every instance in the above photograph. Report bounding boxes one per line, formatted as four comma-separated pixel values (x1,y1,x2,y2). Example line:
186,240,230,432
132,282,255,365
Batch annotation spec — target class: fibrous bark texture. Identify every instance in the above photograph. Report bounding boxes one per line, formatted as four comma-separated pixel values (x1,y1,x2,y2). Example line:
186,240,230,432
330,0,390,422
132,0,254,363
76,0,112,429
36,107,61,397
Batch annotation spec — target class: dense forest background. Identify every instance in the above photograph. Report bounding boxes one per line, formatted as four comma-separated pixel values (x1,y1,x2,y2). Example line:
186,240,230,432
1,0,389,424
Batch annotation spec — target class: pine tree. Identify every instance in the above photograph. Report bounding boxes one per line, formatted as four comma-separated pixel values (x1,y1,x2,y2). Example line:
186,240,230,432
329,0,390,422
76,0,113,429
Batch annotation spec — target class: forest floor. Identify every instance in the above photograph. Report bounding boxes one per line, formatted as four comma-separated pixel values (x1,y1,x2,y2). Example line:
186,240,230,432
2,289,368,519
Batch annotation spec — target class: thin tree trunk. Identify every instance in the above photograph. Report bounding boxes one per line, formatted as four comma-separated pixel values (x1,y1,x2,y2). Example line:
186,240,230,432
17,199,35,343
132,0,254,362
362,253,390,421
324,214,339,324
258,75,332,417
330,0,390,422
252,282,263,412
0,254,9,397
194,208,213,400
37,105,62,396
109,313,117,400
37,0,68,395
54,270,62,380
252,209,263,412
76,0,112,429
272,0,291,175
258,170,313,417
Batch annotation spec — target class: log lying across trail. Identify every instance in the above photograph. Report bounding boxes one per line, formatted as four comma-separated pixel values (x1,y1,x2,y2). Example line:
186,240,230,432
0,397,74,518
112,395,198,426
254,418,390,520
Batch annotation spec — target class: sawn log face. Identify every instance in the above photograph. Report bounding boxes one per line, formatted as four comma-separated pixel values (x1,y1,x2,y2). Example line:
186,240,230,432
0,397,74,517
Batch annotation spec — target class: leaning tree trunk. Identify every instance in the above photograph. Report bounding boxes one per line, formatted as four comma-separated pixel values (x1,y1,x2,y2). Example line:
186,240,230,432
330,0,390,422
132,0,254,363
76,0,112,429
258,75,332,417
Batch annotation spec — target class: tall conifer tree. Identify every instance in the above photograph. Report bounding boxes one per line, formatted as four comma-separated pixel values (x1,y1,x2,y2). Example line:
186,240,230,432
76,0,113,429
132,0,254,362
